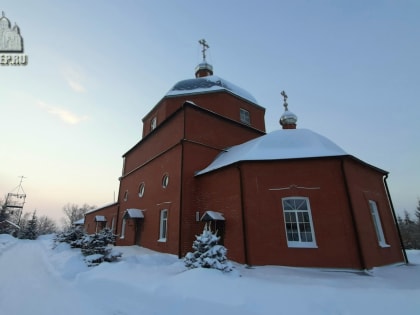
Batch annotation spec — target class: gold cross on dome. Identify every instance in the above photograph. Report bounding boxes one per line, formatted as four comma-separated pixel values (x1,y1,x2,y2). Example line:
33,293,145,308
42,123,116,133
199,39,210,61
281,90,289,111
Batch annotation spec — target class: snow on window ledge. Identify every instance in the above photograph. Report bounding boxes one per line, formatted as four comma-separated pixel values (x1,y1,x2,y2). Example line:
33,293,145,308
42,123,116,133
379,243,391,248
287,242,318,249
157,238,167,243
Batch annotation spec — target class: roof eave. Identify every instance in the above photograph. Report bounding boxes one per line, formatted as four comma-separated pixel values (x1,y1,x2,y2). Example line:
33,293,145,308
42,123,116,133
196,154,388,177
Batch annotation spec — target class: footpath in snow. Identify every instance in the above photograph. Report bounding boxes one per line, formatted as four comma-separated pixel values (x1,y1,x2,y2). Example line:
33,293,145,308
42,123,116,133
0,234,420,315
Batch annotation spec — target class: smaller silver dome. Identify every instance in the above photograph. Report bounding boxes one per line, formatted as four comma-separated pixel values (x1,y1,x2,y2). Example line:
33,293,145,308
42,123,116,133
279,91,297,129
280,110,298,126
195,62,213,77
195,62,213,73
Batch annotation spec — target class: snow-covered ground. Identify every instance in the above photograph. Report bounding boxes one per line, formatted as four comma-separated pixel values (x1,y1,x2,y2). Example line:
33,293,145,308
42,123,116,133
1,234,419,315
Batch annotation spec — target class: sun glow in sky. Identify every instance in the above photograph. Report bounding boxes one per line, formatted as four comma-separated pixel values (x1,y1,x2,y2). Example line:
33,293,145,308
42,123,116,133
1,0,419,224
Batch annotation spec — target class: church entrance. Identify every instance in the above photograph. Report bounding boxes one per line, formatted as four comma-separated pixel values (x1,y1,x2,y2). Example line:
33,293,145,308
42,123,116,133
134,219,142,245
200,211,225,245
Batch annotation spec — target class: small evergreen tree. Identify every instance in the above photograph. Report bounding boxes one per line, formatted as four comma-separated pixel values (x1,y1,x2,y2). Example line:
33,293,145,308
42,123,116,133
54,227,121,266
80,228,121,266
0,200,14,235
184,224,233,272
397,210,420,249
53,225,85,247
415,199,420,225
0,207,11,234
80,228,116,256
19,210,38,240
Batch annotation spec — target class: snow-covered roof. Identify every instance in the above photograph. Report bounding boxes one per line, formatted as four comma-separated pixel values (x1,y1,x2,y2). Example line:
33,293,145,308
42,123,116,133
85,202,118,215
95,215,107,222
124,209,144,219
201,211,225,221
73,218,84,225
166,75,258,104
196,128,348,175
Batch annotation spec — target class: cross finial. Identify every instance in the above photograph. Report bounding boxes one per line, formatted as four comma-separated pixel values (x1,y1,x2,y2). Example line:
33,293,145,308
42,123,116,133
198,39,210,61
281,90,289,111
2,11,5,17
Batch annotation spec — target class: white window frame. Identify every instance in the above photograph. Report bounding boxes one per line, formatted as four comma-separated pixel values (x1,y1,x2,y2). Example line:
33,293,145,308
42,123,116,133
122,157,126,175
162,174,169,188
111,216,116,233
240,108,250,124
150,117,157,131
368,200,389,247
158,209,168,242
282,197,317,248
138,182,145,198
120,218,126,239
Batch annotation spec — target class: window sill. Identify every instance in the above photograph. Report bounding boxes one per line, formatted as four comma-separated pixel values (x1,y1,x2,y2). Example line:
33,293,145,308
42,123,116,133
157,238,167,243
287,243,318,249
379,243,391,248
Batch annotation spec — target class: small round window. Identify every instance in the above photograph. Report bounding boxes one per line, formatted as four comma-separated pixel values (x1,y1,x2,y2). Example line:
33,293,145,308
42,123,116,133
162,174,169,188
138,182,145,198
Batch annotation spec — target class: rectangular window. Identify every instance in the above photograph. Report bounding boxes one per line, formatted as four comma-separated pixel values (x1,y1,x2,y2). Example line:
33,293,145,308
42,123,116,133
282,197,317,248
111,216,115,233
150,117,157,131
120,218,126,239
122,157,126,176
159,209,168,242
368,200,389,247
240,108,250,125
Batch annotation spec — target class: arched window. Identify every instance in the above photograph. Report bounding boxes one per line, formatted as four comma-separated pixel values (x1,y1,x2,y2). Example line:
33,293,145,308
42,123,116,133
162,174,169,188
138,182,145,198
368,200,389,247
150,117,157,131
120,218,127,239
158,209,168,242
282,197,317,248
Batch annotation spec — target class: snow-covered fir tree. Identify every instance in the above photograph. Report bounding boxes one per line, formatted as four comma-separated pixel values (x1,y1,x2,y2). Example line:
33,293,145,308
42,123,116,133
80,228,121,266
0,207,11,234
54,227,121,266
53,225,85,247
19,210,38,240
184,223,233,272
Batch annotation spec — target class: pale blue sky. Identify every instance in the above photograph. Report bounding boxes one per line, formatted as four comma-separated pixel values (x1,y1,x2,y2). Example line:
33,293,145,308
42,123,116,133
1,0,419,223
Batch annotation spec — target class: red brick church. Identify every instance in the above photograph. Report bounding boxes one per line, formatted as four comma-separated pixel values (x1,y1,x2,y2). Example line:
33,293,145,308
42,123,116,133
84,41,406,270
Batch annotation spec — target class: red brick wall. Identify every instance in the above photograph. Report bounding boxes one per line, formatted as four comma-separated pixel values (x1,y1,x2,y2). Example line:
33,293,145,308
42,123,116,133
116,144,182,257
124,113,184,175
343,158,404,268
84,203,119,235
118,103,265,257
192,166,245,262
142,91,266,137
240,159,361,268
184,105,264,151
193,157,403,269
